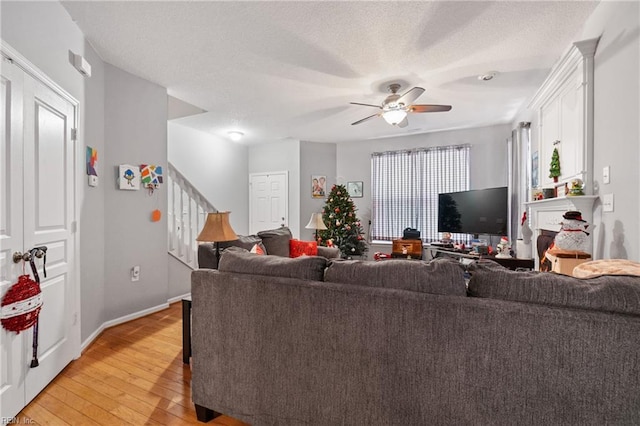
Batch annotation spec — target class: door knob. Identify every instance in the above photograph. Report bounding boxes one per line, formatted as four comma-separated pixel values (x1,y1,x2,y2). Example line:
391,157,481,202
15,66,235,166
12,251,31,263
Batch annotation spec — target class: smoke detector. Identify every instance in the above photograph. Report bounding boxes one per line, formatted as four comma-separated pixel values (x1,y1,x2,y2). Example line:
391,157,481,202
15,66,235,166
477,71,498,81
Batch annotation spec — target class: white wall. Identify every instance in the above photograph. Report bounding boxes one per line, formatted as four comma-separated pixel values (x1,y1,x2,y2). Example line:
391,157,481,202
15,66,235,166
299,141,337,241
581,1,639,261
103,64,168,319
168,122,249,234
336,124,511,250
248,140,301,236
1,1,107,342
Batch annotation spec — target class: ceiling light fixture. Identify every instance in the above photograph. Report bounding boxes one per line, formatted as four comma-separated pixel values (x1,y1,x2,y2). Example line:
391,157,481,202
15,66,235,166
228,131,244,141
382,109,407,126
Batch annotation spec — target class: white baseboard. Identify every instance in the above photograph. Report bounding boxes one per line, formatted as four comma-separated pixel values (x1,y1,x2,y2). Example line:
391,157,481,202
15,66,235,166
168,292,191,304
80,301,170,352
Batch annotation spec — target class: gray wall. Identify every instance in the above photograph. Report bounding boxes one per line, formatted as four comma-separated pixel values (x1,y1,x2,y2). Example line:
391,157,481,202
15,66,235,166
168,122,249,235
582,0,639,261
103,64,168,319
299,141,337,241
511,1,640,261
336,124,511,253
248,139,301,237
1,1,107,342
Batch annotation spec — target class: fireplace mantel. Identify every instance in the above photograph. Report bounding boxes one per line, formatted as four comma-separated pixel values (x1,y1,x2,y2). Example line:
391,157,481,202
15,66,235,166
525,195,598,266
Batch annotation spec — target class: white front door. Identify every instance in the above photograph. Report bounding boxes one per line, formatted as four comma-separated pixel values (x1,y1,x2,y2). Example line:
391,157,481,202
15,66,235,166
0,54,79,418
249,171,288,234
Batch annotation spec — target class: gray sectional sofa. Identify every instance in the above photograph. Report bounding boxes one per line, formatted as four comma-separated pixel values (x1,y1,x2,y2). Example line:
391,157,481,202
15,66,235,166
191,252,640,425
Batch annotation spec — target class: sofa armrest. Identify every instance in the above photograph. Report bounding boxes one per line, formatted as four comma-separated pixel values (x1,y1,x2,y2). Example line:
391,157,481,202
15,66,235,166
317,246,340,259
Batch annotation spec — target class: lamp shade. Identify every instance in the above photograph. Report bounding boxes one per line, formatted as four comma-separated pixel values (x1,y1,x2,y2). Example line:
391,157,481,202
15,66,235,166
196,211,238,242
305,213,328,230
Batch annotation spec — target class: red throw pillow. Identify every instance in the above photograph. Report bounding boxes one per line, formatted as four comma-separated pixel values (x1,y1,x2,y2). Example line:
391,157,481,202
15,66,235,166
289,239,318,258
250,244,265,255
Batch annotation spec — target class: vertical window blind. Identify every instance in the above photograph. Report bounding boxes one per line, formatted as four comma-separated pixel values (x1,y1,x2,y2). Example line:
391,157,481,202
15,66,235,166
371,145,470,242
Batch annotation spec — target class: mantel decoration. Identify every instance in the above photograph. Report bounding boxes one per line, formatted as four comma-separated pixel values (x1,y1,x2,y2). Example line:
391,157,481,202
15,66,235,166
318,184,367,258
549,147,561,183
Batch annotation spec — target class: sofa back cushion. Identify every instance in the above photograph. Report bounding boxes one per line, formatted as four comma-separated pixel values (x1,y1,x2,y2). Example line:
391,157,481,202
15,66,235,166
324,257,467,296
197,235,266,269
468,259,640,316
257,227,293,257
218,249,327,281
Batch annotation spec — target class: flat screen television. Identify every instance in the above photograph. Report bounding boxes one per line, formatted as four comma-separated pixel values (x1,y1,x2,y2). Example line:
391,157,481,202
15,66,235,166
438,187,508,236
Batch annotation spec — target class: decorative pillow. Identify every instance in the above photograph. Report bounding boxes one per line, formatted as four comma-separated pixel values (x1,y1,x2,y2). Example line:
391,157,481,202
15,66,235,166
250,244,265,255
467,259,640,316
324,257,467,296
257,227,293,257
289,239,318,258
218,249,327,281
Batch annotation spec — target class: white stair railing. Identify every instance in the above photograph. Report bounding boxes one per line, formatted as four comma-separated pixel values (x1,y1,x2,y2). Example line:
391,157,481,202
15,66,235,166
167,162,216,269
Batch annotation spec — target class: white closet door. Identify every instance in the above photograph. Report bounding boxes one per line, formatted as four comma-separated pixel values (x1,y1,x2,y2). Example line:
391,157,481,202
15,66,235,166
0,56,78,418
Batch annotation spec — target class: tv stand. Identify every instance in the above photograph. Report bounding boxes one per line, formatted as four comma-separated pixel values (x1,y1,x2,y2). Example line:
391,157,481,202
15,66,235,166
425,244,534,270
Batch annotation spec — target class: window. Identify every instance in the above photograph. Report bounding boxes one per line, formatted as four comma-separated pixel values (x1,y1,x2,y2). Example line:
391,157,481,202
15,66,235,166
371,145,470,242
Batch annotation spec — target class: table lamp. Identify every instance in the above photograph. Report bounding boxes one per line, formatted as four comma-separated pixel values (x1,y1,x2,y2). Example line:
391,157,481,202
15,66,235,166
305,212,327,240
196,211,238,267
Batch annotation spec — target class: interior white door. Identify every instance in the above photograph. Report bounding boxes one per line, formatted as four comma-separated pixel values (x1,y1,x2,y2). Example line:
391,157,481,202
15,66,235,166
1,52,27,420
0,57,78,418
249,172,288,234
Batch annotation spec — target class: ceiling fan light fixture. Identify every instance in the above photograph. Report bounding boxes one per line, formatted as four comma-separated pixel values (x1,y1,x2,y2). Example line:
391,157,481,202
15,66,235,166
228,131,244,141
382,109,407,125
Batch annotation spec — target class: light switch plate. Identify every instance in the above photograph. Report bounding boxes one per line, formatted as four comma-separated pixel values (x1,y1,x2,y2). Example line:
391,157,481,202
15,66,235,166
603,166,610,184
88,175,99,187
602,193,614,212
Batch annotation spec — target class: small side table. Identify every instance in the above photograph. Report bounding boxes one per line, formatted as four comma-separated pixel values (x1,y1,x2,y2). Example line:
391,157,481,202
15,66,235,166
182,296,192,365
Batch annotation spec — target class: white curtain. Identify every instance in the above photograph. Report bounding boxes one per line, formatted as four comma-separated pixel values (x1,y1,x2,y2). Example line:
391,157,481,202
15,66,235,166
371,145,470,242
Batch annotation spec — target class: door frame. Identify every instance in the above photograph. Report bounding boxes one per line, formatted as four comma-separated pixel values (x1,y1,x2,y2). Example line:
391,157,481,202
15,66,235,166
249,171,289,234
1,41,81,359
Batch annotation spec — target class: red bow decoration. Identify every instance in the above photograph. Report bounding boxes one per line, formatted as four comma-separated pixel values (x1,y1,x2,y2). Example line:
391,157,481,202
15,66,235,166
2,274,42,367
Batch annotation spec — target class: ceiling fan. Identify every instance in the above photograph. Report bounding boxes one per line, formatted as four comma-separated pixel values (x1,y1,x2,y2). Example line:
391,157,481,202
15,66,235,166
350,84,452,127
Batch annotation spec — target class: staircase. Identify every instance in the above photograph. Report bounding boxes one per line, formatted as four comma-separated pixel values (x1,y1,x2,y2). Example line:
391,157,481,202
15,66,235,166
167,162,216,269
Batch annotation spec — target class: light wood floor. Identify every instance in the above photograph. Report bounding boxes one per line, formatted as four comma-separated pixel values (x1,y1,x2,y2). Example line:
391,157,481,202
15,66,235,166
17,302,248,426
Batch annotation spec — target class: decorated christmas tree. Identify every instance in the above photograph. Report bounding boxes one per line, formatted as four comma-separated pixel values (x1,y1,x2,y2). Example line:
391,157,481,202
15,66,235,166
549,147,561,182
317,184,368,258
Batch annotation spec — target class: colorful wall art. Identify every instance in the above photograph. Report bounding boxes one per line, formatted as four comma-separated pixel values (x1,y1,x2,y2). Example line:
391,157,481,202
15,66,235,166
119,164,140,190
140,164,163,188
86,147,98,176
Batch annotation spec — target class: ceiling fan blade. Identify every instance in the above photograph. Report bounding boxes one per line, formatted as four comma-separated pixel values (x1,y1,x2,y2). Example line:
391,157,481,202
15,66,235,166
350,102,382,109
410,104,452,113
397,87,425,106
351,114,379,126
396,117,409,128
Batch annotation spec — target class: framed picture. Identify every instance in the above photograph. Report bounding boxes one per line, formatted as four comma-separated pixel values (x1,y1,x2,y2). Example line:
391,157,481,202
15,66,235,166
119,164,140,190
312,175,326,198
347,181,363,198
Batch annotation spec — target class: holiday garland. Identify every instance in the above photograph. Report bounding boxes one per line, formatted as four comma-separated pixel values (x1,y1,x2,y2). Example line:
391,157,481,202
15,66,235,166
317,184,367,258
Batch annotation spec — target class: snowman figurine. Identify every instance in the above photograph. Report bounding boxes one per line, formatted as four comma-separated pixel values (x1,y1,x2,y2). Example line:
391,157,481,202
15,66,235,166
495,236,512,258
554,211,590,251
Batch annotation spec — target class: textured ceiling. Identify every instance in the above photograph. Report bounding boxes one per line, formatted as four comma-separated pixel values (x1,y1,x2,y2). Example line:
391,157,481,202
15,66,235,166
62,1,599,144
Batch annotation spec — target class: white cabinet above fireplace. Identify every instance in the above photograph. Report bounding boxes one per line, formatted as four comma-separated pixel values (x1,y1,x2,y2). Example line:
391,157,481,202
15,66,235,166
530,37,599,193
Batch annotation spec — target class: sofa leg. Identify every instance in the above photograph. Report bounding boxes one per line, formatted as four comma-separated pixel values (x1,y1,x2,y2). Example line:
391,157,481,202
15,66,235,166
195,404,221,422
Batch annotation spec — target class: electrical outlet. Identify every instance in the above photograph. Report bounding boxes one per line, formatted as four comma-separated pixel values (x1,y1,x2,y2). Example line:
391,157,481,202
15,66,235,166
131,265,140,282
